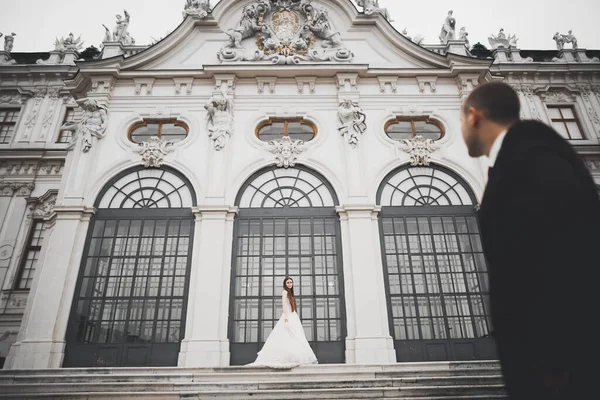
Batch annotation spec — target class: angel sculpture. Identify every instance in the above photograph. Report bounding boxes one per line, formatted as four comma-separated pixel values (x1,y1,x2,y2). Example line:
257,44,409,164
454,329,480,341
183,0,211,18
54,33,84,52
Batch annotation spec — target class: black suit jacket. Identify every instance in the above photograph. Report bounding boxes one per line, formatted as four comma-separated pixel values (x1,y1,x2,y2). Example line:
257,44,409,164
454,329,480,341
478,120,600,370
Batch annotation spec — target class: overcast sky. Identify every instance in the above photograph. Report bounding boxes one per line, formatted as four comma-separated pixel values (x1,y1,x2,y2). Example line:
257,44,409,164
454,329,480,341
1,0,599,52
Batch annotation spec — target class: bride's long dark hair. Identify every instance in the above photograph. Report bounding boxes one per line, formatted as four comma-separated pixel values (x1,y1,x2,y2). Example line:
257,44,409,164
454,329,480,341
283,276,297,313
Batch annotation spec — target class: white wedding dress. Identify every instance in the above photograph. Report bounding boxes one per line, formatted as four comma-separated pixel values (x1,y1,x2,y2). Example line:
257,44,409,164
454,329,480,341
248,290,318,369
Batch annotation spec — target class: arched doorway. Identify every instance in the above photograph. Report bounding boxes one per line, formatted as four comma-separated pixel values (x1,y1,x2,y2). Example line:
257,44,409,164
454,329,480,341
63,167,196,367
377,165,496,362
229,166,346,365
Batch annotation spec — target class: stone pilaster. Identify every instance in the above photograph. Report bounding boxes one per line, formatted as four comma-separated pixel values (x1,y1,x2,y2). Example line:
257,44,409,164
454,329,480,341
4,206,95,369
337,205,396,364
178,206,238,367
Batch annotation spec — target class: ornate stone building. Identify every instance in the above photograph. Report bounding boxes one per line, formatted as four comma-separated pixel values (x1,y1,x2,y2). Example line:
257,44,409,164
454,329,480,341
1,0,599,370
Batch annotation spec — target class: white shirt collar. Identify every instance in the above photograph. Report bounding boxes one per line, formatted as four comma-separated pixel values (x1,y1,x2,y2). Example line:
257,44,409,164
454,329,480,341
488,130,507,167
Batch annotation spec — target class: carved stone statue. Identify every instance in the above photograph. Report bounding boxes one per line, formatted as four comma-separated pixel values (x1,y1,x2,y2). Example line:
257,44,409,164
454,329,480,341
55,33,84,52
357,0,393,22
113,10,131,42
224,3,265,50
439,10,456,44
183,0,211,18
205,91,234,150
488,28,519,49
102,25,112,43
337,99,367,147
60,99,108,153
402,28,424,45
458,27,469,46
1,32,16,52
554,30,578,50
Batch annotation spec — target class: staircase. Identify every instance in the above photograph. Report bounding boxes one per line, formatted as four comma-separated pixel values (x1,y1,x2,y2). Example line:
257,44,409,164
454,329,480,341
0,361,507,399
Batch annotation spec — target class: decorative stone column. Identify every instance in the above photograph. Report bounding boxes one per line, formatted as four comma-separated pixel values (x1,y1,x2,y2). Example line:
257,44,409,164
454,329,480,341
337,205,395,364
178,206,238,367
4,206,95,369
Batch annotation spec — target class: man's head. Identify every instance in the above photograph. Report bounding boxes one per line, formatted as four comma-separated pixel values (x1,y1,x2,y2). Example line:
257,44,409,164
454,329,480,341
460,81,520,158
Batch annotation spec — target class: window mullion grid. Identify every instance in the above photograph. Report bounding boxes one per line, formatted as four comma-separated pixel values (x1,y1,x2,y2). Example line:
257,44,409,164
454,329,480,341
404,217,421,341
311,217,318,343
257,218,264,343
392,217,408,342
147,219,163,343
95,220,121,345
168,218,182,342
454,216,479,338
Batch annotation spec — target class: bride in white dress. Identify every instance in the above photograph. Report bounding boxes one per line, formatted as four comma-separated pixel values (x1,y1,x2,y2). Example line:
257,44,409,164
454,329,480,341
248,276,318,369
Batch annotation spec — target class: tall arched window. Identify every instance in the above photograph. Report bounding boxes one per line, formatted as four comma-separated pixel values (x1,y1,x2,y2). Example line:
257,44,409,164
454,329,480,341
64,167,196,367
229,167,346,365
377,165,496,362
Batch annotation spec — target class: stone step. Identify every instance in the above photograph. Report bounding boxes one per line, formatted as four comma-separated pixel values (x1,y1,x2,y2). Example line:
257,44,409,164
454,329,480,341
0,376,504,392
0,361,507,399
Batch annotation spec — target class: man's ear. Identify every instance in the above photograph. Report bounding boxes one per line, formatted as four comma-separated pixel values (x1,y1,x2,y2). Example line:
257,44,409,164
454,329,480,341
467,106,480,128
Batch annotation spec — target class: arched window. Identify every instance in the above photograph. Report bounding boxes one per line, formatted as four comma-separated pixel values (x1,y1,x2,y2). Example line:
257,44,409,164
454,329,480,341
64,167,196,367
377,165,495,362
129,119,188,144
385,117,444,141
256,118,317,142
229,166,346,365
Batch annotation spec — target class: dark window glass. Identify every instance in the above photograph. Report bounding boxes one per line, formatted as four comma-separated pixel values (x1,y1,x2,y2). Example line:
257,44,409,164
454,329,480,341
386,118,443,141
15,221,44,289
0,109,20,144
129,120,188,144
257,119,316,142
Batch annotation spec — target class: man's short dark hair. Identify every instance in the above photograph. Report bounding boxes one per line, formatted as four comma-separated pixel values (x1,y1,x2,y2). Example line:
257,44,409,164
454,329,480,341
464,81,520,125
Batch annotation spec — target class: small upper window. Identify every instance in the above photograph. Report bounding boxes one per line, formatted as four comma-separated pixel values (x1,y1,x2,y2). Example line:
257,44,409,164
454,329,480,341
256,119,317,142
0,109,20,144
385,118,444,141
57,107,81,143
129,119,188,144
547,106,585,140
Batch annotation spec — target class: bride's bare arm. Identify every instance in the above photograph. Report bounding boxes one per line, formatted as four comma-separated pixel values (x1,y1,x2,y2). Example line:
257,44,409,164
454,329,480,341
282,291,290,322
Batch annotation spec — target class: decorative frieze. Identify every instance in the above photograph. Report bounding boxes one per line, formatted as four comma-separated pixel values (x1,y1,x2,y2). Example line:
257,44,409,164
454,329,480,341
0,161,64,177
256,77,277,94
268,136,304,168
296,77,316,94
416,76,438,94
377,77,398,94
399,136,437,166
134,136,175,167
134,78,155,95
29,191,58,219
0,182,35,197
173,77,194,95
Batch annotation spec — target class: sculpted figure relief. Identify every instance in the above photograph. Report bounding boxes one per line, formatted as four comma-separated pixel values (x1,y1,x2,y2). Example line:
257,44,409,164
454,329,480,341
488,28,519,49
218,0,353,64
60,99,108,153
102,10,134,45
55,33,84,52
1,32,16,52
553,30,578,50
357,0,393,22
402,28,425,45
337,99,367,147
183,0,211,18
439,10,456,44
205,91,234,150
458,27,469,47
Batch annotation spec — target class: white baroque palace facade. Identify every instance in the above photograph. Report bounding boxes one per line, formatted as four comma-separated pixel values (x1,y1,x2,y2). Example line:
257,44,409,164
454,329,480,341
1,0,599,369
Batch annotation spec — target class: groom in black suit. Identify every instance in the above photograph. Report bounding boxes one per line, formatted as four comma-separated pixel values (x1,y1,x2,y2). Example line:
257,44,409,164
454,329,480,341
460,82,599,399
